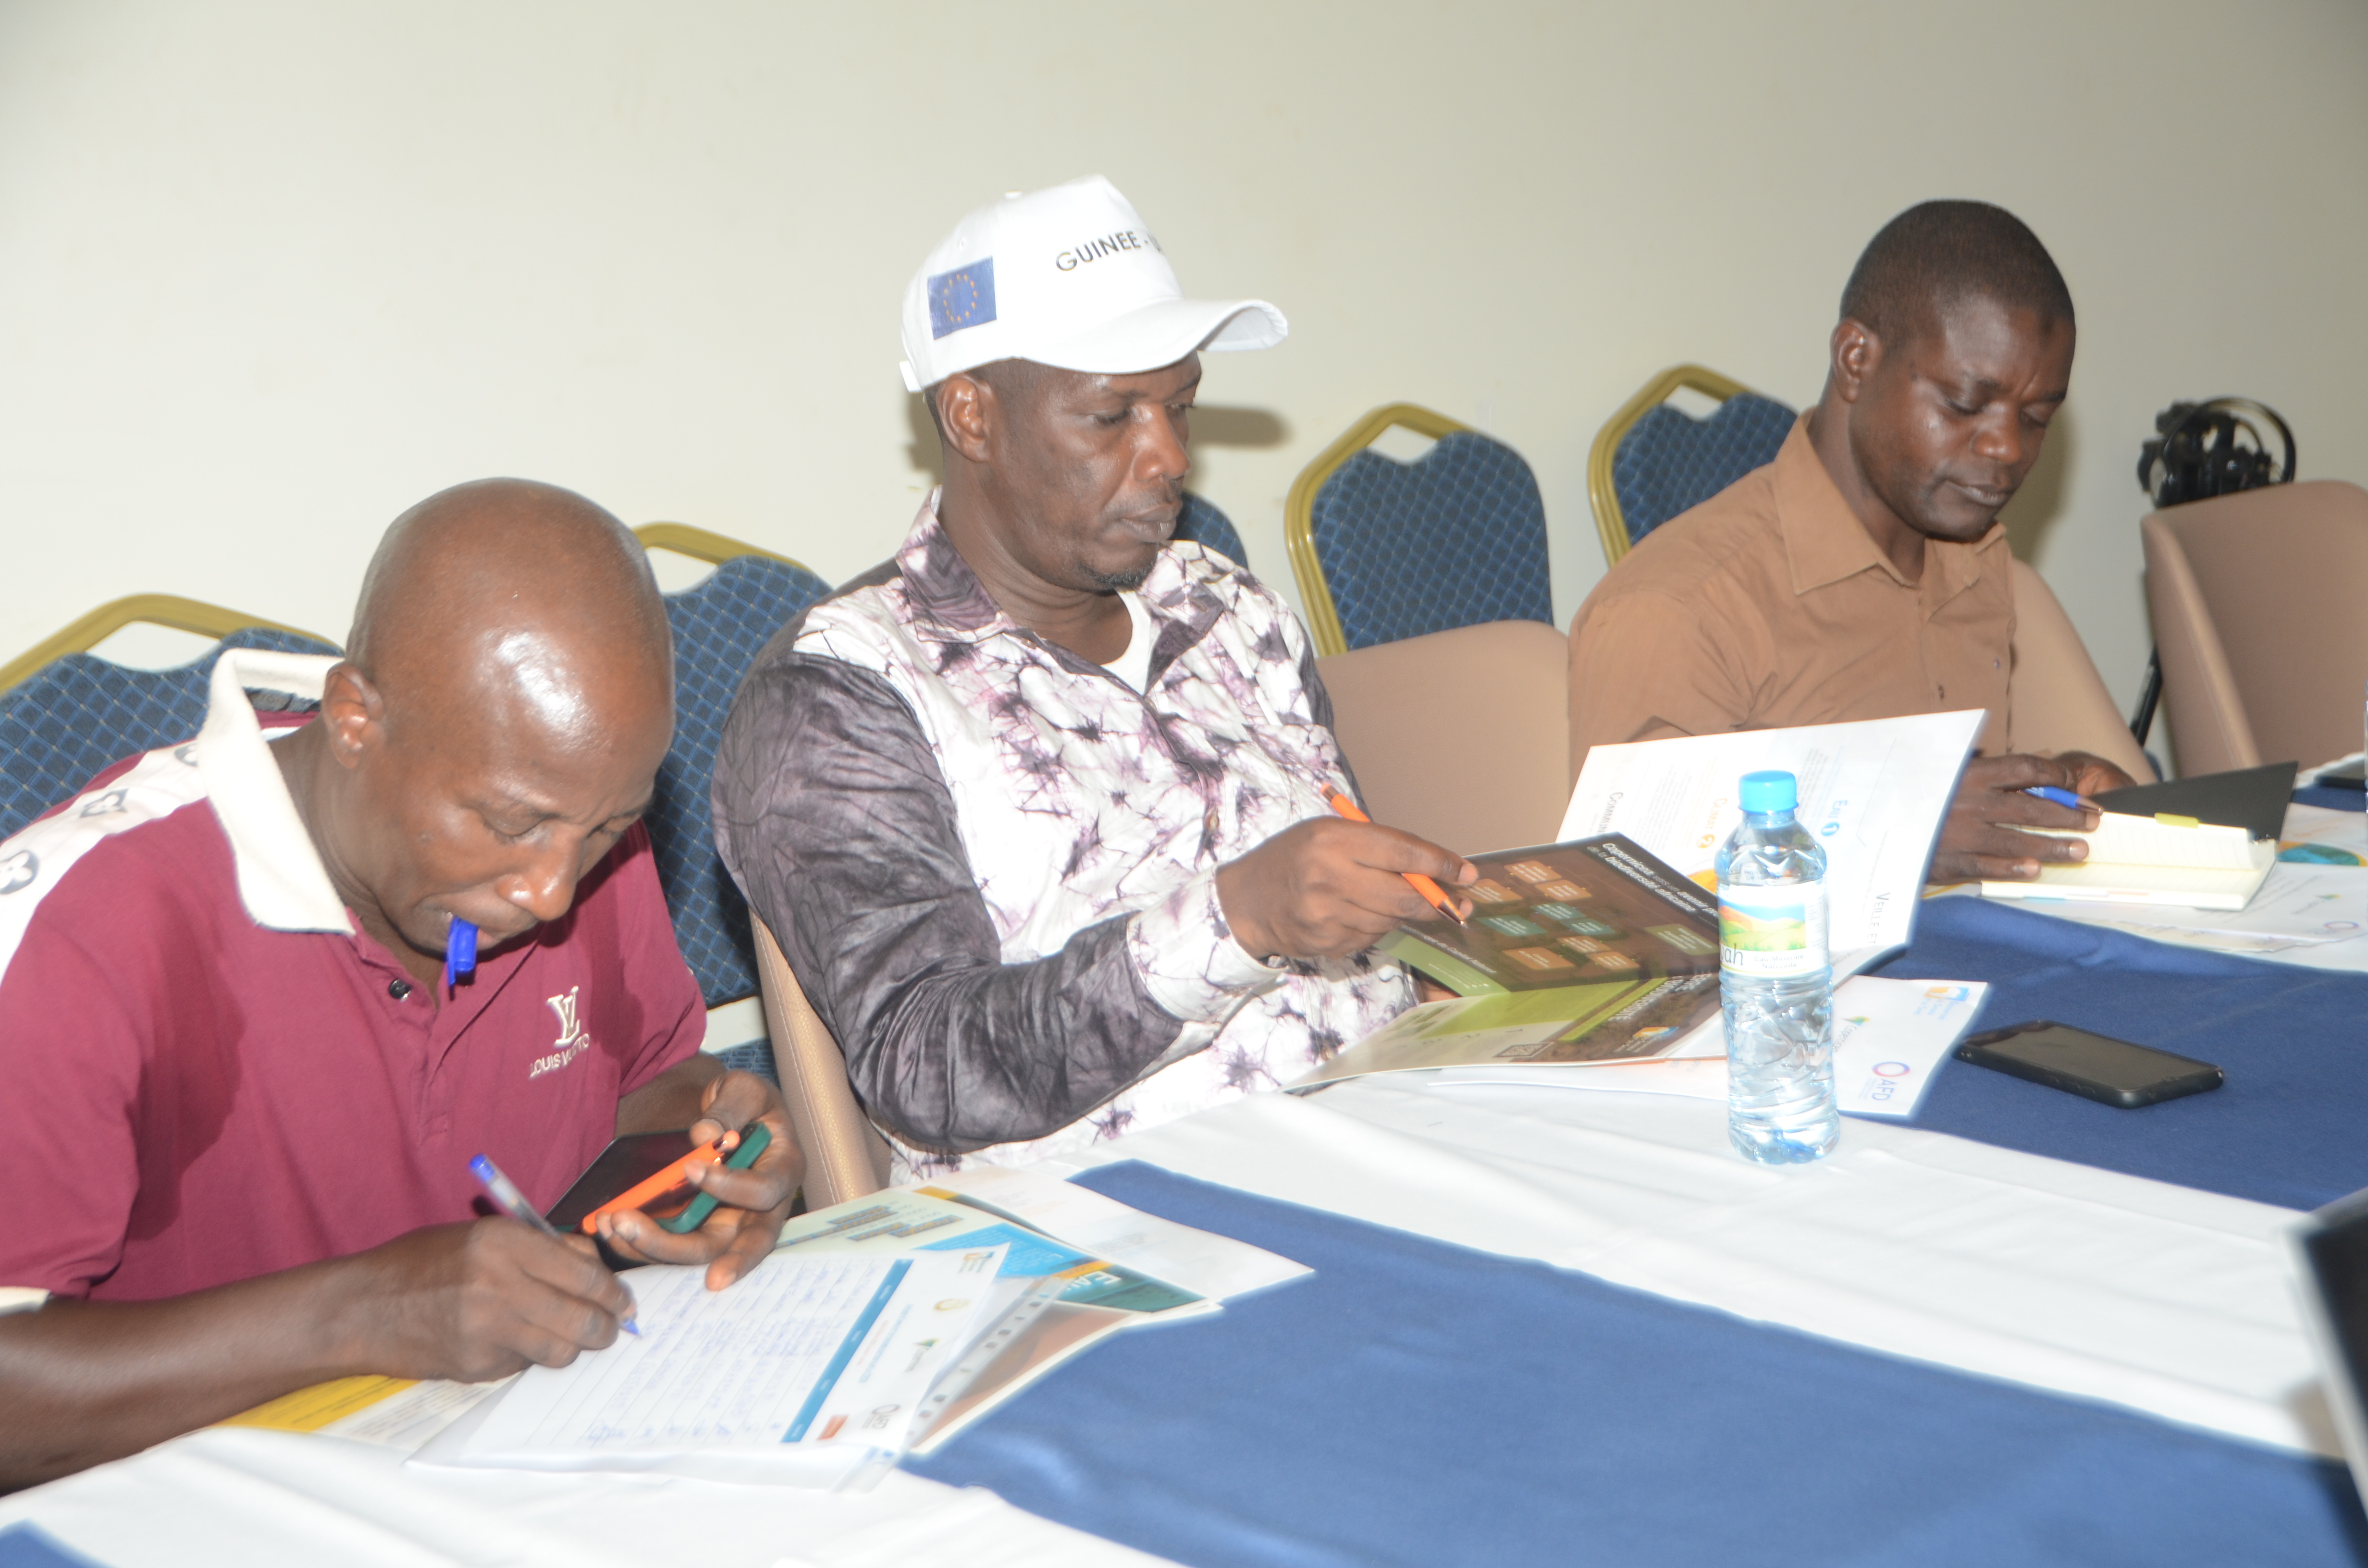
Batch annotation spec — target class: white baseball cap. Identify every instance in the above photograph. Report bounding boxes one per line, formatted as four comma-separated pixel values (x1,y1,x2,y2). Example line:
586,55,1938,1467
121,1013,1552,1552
899,174,1287,393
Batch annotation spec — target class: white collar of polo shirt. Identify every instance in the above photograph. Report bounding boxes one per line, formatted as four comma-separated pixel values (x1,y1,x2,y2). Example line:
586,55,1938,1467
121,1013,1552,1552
193,650,351,933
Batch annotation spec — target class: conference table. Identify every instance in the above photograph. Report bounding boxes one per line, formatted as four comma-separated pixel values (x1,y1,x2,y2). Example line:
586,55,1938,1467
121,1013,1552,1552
6,807,2366,1567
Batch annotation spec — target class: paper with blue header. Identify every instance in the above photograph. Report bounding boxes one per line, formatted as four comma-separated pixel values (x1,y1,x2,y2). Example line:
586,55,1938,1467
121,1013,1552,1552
440,1247,1002,1485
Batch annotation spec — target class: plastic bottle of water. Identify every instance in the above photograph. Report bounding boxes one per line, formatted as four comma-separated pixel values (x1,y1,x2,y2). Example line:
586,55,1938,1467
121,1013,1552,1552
1715,770,1837,1164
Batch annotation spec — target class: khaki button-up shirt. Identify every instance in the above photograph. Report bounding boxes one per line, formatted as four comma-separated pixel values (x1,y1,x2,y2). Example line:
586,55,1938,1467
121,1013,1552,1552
1569,413,2015,775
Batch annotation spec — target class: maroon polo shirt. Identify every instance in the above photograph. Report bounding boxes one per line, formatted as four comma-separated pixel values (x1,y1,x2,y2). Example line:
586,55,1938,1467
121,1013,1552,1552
0,655,702,1303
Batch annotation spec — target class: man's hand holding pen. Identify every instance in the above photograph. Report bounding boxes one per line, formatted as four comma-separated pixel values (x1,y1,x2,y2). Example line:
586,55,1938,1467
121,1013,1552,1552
1216,815,1476,964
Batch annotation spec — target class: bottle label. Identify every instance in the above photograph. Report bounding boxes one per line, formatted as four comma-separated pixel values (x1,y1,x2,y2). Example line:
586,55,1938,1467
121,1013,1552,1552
1718,882,1829,978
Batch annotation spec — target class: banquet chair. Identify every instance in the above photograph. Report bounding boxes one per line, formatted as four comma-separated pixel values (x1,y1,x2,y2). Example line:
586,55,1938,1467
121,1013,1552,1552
1285,404,1551,656
1172,491,1249,567
2140,480,2368,777
635,524,832,1083
2007,559,2155,781
751,914,891,1206
1589,365,1797,565
1317,619,1571,855
0,596,338,844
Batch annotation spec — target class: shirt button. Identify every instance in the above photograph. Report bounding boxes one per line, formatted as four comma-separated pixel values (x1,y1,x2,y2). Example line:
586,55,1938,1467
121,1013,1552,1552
388,979,412,1001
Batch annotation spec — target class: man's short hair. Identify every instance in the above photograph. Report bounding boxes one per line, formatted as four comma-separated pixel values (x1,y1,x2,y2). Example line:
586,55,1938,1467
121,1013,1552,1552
1839,200,2074,342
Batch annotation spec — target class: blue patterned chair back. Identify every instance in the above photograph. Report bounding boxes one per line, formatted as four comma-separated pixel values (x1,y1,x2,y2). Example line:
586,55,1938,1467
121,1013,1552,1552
1311,430,1551,651
650,552,831,1009
1172,492,1247,567
0,626,339,844
1611,391,1796,548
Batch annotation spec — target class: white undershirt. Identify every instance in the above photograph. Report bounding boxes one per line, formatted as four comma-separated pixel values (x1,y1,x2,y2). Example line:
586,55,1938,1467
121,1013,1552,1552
1099,591,1155,693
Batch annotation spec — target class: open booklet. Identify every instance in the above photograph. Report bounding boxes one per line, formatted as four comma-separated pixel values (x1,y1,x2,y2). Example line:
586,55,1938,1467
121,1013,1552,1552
1377,833,1720,996
1559,709,1986,976
1298,711,1985,1091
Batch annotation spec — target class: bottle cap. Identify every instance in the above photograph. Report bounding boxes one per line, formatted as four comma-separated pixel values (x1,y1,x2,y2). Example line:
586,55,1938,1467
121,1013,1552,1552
1739,770,1797,813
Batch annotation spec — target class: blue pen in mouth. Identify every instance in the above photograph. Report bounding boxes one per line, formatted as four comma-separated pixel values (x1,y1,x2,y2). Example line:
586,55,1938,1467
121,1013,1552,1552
444,919,479,991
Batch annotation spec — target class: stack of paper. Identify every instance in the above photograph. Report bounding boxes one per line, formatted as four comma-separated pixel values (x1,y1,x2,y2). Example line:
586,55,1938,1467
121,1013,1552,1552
1990,860,2368,960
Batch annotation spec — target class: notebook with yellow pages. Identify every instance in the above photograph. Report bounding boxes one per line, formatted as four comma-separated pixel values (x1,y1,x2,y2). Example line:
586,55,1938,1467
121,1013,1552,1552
1981,810,2277,909
1980,763,2294,910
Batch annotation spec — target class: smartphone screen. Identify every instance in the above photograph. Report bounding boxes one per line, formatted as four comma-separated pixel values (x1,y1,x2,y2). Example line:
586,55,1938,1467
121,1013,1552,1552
1956,1021,2223,1108
545,1129,700,1232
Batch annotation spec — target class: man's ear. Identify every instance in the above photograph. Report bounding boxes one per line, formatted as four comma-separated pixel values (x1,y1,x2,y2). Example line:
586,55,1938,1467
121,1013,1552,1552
935,373,997,467
1828,318,1883,406
318,661,385,772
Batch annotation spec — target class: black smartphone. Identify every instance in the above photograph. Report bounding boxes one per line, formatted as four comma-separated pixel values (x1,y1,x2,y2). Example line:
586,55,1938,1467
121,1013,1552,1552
1955,1021,2223,1108
545,1129,702,1233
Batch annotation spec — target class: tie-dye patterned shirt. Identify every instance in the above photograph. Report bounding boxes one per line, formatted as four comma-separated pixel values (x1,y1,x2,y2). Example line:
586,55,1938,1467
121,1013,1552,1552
712,495,1414,1178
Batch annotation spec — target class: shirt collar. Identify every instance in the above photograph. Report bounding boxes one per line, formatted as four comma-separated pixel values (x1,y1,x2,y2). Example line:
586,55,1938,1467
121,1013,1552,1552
896,490,1227,672
1774,413,2005,600
193,650,350,933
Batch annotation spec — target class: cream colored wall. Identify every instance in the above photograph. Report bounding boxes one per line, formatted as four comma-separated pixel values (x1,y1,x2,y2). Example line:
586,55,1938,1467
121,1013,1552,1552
2,0,2363,727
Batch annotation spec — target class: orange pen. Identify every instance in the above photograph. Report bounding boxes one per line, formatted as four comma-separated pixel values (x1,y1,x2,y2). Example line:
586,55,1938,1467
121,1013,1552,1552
579,1130,739,1235
1324,790,1466,925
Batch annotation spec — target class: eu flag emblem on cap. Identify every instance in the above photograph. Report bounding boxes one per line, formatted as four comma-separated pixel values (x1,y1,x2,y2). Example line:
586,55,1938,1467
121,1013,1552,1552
927,259,996,341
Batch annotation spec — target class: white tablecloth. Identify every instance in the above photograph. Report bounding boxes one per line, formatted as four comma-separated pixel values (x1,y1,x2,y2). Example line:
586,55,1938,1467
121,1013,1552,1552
1,1075,2326,1566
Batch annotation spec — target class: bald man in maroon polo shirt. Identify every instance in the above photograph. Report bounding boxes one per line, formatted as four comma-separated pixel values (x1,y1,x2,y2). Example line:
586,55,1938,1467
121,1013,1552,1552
0,480,803,1487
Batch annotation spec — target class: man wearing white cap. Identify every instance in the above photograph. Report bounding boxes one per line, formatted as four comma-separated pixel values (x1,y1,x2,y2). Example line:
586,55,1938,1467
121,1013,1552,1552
715,175,1473,1176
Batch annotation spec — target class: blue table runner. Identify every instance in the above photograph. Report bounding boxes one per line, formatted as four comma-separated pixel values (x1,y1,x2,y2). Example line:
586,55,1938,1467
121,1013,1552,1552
1875,896,2368,1211
912,1161,2364,1568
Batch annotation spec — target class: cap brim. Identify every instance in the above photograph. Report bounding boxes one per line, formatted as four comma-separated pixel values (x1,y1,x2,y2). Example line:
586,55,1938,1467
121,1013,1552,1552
1025,298,1287,376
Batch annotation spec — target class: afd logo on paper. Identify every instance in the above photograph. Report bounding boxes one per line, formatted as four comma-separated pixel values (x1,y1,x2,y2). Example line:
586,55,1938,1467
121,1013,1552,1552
928,259,997,339
1857,1059,1916,1107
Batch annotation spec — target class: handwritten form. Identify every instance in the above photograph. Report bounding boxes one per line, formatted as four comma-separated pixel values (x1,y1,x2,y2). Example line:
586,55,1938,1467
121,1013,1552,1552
457,1248,1000,1472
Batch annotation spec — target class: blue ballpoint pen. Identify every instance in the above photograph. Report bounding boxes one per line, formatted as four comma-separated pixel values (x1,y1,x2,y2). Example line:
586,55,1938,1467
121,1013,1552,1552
469,1153,640,1335
2023,786,2083,809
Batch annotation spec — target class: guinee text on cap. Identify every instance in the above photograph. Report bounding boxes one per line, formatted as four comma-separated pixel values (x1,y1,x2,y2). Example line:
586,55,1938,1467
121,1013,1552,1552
900,174,1288,392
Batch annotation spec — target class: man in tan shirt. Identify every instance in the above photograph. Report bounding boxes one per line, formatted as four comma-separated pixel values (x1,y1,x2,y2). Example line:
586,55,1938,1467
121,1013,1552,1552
1569,200,2135,883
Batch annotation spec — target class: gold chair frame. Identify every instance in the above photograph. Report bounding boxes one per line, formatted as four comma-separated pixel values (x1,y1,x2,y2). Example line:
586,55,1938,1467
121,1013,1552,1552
1586,364,1765,567
633,521,814,573
1283,403,1473,658
0,595,331,696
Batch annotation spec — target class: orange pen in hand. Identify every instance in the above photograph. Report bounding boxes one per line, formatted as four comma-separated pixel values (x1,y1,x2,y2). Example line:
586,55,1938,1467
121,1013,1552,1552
1324,790,1466,925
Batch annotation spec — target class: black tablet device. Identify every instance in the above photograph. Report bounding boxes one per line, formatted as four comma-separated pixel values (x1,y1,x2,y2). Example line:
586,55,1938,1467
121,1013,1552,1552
2091,761,2298,840
2292,1188,2368,1511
